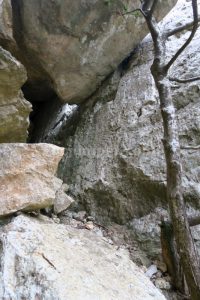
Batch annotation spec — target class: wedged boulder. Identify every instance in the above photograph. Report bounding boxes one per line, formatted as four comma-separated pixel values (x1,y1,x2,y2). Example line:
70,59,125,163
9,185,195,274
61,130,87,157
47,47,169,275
0,214,166,300
0,143,68,216
56,0,200,223
10,0,176,103
0,46,31,142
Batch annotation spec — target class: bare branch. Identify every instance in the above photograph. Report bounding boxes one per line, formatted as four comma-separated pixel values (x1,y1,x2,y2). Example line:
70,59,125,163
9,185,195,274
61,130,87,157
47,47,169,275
181,145,200,150
142,5,164,69
166,17,200,38
165,0,199,72
169,76,200,83
41,253,57,270
122,8,145,17
123,1,159,19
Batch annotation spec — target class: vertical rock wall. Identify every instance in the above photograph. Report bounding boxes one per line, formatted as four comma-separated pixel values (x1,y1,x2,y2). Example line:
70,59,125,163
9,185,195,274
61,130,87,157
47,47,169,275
58,0,200,224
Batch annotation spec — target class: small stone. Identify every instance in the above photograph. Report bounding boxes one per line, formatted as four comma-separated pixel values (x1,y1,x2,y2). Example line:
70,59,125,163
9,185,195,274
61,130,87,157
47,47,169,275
154,278,171,290
93,228,103,237
52,214,60,224
155,271,162,279
145,265,158,278
61,210,73,218
54,184,74,214
155,261,167,273
73,211,87,222
85,221,94,230
141,266,147,273
87,216,95,222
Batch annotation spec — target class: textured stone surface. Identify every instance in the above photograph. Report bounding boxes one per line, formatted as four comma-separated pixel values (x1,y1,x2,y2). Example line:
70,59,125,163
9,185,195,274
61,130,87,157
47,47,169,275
129,206,200,260
0,0,16,50
0,214,166,300
0,143,65,216
0,47,31,142
56,0,200,223
129,208,168,259
54,184,74,214
11,0,176,103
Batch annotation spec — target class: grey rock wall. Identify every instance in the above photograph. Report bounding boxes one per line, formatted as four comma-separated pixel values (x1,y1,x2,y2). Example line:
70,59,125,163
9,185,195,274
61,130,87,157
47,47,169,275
57,0,200,224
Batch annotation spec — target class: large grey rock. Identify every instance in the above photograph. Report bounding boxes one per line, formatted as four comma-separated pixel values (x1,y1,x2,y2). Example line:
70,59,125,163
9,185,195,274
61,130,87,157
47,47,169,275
0,143,66,216
56,0,200,223
0,214,166,300
10,0,176,103
0,47,31,142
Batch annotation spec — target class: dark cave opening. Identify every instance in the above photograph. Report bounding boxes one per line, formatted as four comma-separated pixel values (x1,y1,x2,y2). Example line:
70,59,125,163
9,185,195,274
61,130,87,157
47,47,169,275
22,80,60,143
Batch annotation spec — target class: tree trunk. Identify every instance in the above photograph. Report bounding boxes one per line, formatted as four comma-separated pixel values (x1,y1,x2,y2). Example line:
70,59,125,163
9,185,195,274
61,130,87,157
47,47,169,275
160,221,183,292
152,67,200,299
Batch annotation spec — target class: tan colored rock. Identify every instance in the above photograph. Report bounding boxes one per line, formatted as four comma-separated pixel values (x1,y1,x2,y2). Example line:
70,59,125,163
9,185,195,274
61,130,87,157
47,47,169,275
0,214,167,300
10,0,176,103
85,221,94,231
0,47,31,142
0,143,64,216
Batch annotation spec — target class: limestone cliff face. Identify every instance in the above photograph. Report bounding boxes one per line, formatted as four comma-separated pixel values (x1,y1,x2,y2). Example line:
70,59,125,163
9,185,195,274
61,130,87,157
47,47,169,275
56,0,200,224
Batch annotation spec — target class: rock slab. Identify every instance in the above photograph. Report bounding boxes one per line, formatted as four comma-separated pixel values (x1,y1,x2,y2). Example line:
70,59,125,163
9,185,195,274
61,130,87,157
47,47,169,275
0,214,166,300
0,143,65,216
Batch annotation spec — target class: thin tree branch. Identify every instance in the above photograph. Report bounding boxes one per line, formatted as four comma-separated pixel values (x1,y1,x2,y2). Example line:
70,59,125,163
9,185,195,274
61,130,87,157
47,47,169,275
165,0,199,72
169,76,200,83
181,145,200,150
166,17,200,38
122,8,145,17
122,1,159,19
